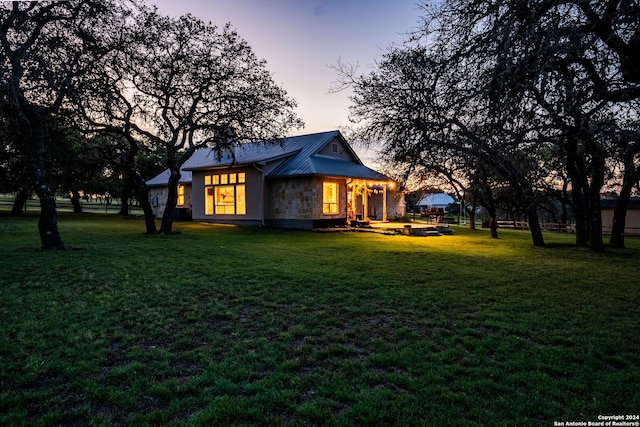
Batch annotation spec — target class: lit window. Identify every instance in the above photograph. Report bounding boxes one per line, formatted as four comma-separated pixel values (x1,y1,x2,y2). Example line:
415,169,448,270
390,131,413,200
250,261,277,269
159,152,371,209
204,172,246,215
215,186,235,214
323,182,338,214
236,185,246,214
177,185,185,206
205,187,213,214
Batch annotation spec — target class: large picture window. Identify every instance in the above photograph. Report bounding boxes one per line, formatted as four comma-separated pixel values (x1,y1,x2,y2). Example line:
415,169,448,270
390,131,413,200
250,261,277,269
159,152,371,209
204,172,246,215
323,182,338,214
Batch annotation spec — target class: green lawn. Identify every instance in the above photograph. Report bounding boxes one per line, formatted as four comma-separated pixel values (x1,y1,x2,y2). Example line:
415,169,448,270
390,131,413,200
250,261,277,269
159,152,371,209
1,213,639,426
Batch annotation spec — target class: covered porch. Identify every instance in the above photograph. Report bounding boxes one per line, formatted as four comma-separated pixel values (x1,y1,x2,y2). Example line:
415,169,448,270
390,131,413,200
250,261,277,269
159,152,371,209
346,178,396,224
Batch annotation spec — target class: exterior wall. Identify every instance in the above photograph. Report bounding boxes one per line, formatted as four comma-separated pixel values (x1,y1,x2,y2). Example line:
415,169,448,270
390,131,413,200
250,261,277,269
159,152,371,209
267,176,347,229
268,177,314,221
316,137,356,161
190,173,205,220
149,187,166,219
367,192,385,220
601,208,640,236
312,177,348,227
191,167,264,225
149,185,192,219
386,189,406,219
187,170,404,229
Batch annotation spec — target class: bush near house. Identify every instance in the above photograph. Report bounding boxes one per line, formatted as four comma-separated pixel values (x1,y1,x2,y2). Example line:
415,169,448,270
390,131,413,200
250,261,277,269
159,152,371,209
1,213,639,426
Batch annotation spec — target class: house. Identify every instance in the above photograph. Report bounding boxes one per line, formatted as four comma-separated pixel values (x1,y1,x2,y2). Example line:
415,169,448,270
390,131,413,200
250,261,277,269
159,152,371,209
147,130,404,229
147,170,193,219
416,193,455,211
601,198,640,236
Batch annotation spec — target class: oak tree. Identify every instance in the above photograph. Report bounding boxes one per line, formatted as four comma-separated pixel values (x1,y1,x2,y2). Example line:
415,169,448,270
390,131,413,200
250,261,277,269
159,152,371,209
337,0,640,250
82,6,302,234
1,0,129,248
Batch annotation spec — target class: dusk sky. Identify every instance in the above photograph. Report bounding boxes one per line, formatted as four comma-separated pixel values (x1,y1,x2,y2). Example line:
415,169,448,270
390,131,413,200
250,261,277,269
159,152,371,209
151,0,422,137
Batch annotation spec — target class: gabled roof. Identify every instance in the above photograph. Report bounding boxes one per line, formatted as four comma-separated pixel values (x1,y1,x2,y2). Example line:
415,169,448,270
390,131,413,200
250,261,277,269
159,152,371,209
146,169,192,187
181,130,391,181
274,155,390,181
416,193,455,207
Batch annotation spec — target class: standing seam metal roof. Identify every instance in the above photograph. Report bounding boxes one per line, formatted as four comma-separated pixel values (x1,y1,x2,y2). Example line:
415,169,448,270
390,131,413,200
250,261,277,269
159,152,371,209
146,170,192,187
183,130,391,181
182,131,340,171
148,130,391,184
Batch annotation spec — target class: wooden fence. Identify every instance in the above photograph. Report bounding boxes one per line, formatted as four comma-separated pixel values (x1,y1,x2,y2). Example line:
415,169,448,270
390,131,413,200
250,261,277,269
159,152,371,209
0,195,144,215
495,221,576,233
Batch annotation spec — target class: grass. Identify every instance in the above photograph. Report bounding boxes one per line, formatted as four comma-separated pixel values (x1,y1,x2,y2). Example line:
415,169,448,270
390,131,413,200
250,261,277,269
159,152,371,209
1,212,639,426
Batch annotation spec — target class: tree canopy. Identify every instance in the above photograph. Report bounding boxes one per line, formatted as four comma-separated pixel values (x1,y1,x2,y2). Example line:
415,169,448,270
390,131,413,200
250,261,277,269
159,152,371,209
79,4,302,234
337,0,640,249
2,0,302,244
1,0,131,248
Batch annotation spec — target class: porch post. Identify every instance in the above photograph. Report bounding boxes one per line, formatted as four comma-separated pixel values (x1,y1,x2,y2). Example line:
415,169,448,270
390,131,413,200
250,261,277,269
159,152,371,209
363,184,368,221
383,183,387,222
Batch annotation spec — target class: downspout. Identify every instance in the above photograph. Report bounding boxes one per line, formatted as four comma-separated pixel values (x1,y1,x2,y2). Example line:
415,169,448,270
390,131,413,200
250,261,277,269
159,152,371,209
253,163,266,226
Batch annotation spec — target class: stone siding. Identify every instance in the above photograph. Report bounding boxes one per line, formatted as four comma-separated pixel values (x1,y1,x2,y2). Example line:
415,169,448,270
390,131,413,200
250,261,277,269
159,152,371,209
269,177,347,223
269,178,314,220
387,190,406,219
149,185,192,219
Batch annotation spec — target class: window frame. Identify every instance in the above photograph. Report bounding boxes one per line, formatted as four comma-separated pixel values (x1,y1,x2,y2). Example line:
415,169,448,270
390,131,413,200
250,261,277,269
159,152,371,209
204,172,246,216
323,181,339,214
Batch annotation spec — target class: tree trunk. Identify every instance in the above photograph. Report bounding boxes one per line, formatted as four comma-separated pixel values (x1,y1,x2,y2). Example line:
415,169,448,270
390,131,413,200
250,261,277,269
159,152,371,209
128,172,156,234
572,188,589,247
610,157,640,248
610,198,629,249
587,153,606,252
159,169,180,234
588,199,604,252
479,181,498,238
11,189,30,215
137,186,157,233
70,190,83,213
484,194,498,238
27,109,66,250
489,216,498,238
565,132,590,247
119,196,129,216
467,195,477,230
37,192,66,250
527,207,545,247
467,209,476,230
118,180,131,216
121,136,157,234
35,192,66,250
560,183,570,225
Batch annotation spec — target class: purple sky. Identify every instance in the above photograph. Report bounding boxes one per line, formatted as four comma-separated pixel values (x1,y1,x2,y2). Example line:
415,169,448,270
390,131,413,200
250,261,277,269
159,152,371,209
150,0,421,137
